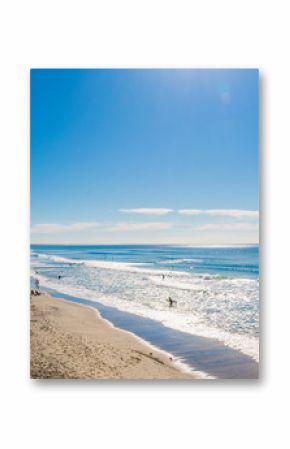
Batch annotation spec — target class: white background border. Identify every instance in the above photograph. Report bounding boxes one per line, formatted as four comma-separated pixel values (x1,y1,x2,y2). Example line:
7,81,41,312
0,1,288,448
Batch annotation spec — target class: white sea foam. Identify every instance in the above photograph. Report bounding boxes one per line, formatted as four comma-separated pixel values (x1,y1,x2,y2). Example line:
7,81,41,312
160,258,201,264
32,246,259,362
38,254,82,264
149,276,202,291
31,261,259,362
35,253,190,277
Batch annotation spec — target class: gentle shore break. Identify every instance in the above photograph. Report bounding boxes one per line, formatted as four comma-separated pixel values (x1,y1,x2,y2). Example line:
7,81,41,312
30,292,197,379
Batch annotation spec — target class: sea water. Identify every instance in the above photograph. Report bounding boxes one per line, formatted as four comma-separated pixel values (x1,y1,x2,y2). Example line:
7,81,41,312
30,244,259,361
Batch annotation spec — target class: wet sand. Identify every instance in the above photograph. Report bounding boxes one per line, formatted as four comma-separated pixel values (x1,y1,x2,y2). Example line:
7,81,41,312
30,292,197,379
42,287,259,379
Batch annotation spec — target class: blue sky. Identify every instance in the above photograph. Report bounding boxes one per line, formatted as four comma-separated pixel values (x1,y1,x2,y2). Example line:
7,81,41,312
31,69,259,244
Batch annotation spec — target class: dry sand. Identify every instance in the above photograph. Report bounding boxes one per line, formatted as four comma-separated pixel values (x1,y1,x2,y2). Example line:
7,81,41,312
30,292,196,379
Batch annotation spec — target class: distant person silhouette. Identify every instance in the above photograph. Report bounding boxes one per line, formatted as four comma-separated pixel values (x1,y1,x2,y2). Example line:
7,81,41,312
167,296,177,307
35,279,39,291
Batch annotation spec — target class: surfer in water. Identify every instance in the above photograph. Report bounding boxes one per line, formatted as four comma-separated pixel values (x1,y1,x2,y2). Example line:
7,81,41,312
167,296,177,307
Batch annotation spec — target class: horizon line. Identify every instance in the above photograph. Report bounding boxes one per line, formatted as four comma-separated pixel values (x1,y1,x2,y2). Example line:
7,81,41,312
31,242,259,246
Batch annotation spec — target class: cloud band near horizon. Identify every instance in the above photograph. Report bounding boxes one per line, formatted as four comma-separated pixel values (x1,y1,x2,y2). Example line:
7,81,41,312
31,208,259,236
118,208,173,215
178,209,258,218
31,222,99,234
119,208,259,218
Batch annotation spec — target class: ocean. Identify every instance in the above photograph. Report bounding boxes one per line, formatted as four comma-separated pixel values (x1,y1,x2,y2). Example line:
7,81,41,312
30,244,259,361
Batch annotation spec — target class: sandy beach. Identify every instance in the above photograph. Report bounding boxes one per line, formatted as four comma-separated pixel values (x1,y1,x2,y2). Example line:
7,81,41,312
30,292,196,379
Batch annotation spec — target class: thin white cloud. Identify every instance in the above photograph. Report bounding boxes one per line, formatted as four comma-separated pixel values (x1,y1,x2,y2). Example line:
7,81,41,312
178,209,259,218
194,223,259,231
119,208,173,215
31,222,99,234
110,222,174,232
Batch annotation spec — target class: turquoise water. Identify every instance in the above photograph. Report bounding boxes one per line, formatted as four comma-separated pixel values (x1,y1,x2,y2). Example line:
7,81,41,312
30,244,259,360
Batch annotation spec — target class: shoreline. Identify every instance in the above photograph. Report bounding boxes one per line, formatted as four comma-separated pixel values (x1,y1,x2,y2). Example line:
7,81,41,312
40,286,259,379
33,286,259,379
33,272,259,362
30,291,198,379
